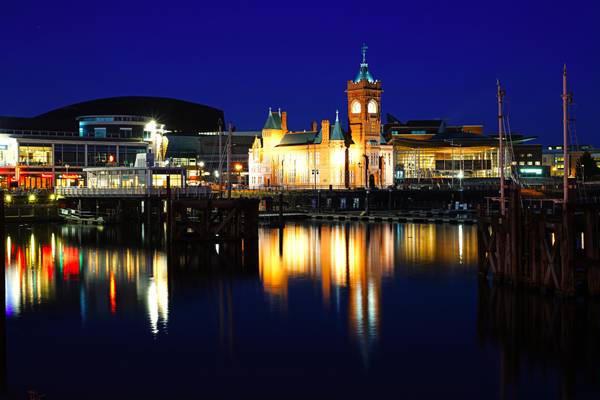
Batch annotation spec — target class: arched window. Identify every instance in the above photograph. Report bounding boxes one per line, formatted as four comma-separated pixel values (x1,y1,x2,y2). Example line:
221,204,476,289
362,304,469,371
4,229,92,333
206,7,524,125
351,100,361,114
367,100,378,114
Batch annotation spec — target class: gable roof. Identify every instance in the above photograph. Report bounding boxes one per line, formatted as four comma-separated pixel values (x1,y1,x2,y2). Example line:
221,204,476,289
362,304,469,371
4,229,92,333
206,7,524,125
329,111,345,141
263,110,282,130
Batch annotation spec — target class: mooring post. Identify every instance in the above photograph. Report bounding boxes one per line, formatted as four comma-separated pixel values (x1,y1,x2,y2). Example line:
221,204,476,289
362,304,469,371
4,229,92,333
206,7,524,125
560,206,576,297
586,207,600,295
317,190,321,214
145,196,152,226
166,176,172,243
278,192,283,227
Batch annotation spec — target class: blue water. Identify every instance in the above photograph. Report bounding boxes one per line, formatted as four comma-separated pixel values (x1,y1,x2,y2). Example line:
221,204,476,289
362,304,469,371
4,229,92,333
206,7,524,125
2,222,599,399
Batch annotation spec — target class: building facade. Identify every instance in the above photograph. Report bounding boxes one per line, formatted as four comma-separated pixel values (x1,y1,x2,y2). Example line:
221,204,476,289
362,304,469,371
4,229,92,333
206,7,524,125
0,131,149,189
543,145,600,178
0,96,224,189
386,117,537,181
248,46,393,189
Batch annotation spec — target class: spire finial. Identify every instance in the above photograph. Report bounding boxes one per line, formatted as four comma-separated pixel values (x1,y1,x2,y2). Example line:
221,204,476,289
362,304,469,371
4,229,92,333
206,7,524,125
278,107,281,117
361,43,368,64
335,109,339,122
268,107,272,114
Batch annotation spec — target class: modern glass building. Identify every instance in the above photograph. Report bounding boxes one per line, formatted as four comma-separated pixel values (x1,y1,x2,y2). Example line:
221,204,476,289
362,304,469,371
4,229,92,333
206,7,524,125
384,118,537,181
0,96,225,189
0,131,149,189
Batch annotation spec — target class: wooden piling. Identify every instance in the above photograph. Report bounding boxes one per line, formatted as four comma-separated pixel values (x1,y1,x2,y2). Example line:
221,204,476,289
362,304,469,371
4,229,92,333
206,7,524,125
477,193,600,297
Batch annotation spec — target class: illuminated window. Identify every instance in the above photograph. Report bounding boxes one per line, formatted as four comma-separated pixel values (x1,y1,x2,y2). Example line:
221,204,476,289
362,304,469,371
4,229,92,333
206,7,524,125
94,127,107,138
119,127,132,138
367,100,378,114
19,145,53,166
351,100,361,114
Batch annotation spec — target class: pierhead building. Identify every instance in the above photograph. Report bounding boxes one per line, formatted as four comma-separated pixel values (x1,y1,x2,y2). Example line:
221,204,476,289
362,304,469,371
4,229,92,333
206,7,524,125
248,45,394,189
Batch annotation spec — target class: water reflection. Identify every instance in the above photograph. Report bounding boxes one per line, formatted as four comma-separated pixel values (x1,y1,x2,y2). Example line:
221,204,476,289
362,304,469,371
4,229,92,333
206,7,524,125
259,222,478,361
3,221,600,398
4,226,170,337
5,222,478,353
477,281,600,399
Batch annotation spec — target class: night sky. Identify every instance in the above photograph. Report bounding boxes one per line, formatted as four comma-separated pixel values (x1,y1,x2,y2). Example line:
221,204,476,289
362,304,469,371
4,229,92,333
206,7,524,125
1,0,598,144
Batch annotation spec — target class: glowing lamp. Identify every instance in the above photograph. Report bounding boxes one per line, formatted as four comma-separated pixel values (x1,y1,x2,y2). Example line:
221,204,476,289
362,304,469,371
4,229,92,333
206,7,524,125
28,194,36,202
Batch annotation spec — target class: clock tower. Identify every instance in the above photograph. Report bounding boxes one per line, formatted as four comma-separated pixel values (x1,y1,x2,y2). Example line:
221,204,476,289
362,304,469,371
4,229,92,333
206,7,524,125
346,44,385,187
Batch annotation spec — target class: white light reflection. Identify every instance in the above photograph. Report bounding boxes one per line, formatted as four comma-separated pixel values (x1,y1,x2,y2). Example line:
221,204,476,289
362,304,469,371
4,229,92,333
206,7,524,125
458,224,464,264
147,252,169,337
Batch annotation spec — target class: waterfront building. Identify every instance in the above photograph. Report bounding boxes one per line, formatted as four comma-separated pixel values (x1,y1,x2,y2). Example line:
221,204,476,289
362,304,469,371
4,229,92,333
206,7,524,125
0,130,150,189
542,144,600,177
0,97,224,189
248,46,394,189
166,131,259,185
385,117,537,181
85,166,186,188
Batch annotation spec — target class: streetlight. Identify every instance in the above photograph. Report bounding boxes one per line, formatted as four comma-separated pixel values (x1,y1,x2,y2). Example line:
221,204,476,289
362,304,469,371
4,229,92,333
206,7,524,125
198,161,205,184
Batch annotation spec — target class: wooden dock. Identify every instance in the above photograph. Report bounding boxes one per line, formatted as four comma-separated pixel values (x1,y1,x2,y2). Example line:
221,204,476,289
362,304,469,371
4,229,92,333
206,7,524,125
478,188,600,296
167,198,259,242
257,210,476,224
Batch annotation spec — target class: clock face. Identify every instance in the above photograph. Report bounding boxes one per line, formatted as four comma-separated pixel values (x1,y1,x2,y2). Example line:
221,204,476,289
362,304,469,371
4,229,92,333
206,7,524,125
351,100,361,114
368,100,378,114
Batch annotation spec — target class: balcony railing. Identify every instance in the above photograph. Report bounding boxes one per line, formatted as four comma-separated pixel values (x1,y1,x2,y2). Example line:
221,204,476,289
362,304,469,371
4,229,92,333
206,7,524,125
54,186,211,198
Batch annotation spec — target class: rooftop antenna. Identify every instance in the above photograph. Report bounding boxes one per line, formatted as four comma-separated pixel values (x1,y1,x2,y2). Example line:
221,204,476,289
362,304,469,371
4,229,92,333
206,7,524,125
497,79,506,216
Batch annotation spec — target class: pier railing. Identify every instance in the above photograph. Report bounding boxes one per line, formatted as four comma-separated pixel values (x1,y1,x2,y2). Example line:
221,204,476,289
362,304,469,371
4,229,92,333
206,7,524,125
54,186,211,198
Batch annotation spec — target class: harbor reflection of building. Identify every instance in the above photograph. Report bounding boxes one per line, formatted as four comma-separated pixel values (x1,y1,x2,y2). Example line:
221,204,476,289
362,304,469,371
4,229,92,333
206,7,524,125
477,282,600,399
4,230,169,336
259,222,478,361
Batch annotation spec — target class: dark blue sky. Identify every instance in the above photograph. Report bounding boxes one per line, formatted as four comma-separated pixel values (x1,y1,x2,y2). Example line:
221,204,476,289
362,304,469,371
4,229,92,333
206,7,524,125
1,0,598,144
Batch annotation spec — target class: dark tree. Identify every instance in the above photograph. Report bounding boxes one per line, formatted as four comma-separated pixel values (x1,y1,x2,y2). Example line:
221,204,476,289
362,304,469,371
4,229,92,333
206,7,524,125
576,151,600,180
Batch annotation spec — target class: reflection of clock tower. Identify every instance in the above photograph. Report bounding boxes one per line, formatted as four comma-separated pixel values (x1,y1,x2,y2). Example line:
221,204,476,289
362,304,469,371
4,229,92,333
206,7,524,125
347,44,384,186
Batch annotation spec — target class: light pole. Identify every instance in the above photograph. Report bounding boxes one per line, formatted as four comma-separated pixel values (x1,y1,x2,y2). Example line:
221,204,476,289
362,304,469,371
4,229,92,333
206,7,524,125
311,169,319,190
65,164,70,187
198,161,205,185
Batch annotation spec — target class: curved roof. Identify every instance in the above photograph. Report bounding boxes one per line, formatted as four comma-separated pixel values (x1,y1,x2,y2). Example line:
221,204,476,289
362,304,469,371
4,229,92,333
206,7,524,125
31,96,224,133
354,63,375,83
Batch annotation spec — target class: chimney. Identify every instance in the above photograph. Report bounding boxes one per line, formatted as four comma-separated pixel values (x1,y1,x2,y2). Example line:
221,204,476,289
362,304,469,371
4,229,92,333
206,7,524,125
311,120,318,132
321,120,330,141
281,111,287,132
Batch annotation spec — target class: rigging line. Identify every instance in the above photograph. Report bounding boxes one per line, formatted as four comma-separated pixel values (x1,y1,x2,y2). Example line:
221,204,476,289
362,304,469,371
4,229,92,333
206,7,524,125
569,101,587,198
502,100,519,186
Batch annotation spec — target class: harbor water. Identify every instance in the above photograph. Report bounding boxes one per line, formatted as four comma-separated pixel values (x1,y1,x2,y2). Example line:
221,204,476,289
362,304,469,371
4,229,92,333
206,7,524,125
2,222,599,399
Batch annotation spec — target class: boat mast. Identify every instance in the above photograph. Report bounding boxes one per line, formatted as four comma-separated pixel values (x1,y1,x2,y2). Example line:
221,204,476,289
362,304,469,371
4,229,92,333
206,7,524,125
497,80,506,216
218,120,223,195
562,65,569,205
